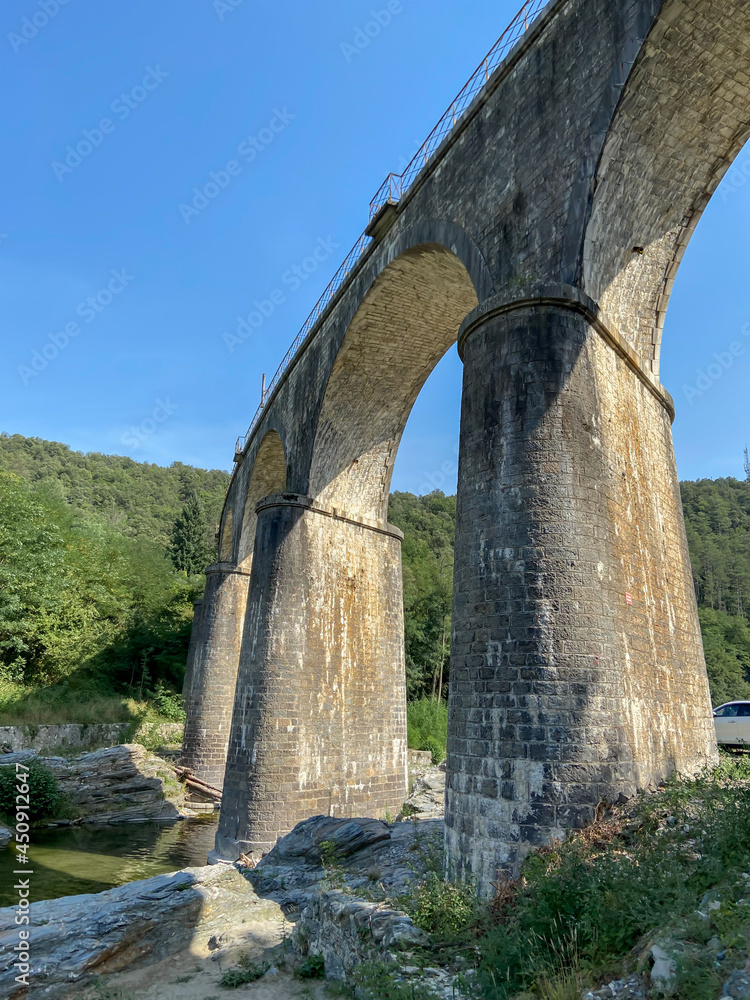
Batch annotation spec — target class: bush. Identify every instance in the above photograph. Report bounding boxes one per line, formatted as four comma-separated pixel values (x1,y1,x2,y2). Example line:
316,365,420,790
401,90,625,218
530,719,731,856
477,755,750,999
0,758,60,822
410,871,482,941
150,681,186,723
296,954,325,980
407,697,448,763
219,960,268,987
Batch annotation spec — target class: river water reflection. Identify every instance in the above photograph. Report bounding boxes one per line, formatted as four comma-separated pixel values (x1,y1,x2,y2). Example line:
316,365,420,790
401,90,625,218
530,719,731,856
0,818,219,907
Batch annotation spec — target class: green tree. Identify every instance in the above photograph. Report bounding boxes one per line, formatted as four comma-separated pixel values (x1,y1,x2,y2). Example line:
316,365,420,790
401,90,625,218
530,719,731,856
170,491,213,577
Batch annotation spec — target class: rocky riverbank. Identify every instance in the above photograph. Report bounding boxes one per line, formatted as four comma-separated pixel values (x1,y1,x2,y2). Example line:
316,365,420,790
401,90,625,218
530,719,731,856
0,813,448,999
0,744,208,826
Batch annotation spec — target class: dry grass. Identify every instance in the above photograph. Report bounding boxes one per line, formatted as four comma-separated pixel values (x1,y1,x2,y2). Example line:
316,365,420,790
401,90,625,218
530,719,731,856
0,681,147,726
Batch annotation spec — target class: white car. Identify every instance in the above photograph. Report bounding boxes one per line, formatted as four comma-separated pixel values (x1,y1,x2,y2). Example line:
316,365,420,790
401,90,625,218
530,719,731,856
713,701,750,746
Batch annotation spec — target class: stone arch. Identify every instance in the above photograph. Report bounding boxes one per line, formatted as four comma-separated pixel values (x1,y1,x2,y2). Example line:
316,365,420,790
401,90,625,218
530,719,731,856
307,242,481,522
237,430,287,567
582,0,750,374
219,507,233,562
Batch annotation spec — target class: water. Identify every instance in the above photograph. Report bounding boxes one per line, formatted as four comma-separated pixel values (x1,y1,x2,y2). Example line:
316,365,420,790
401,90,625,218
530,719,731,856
0,818,219,907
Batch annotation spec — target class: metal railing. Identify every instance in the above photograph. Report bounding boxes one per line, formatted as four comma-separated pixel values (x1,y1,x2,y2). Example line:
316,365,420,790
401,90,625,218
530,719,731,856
235,0,548,462
369,0,548,219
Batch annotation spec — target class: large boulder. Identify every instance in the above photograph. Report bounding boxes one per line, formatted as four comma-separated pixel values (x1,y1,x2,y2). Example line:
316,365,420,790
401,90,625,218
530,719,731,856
0,864,281,999
259,815,392,865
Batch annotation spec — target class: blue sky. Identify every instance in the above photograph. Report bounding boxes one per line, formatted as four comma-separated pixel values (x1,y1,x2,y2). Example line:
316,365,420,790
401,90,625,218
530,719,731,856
1,0,749,491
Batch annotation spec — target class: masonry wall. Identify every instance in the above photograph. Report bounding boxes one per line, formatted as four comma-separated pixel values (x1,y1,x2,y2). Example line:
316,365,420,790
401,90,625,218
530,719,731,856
446,293,716,889
181,564,250,789
213,496,408,861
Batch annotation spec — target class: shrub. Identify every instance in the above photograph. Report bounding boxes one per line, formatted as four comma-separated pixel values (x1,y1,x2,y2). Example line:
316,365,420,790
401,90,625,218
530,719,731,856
0,758,60,822
477,755,750,999
407,697,448,763
410,871,482,941
150,681,186,723
296,954,325,980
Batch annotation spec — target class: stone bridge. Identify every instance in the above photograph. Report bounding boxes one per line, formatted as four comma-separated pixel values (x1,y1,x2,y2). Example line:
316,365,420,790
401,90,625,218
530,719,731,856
183,0,747,890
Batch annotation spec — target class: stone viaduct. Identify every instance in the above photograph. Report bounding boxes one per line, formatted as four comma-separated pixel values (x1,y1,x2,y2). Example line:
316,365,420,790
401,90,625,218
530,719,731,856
183,0,747,891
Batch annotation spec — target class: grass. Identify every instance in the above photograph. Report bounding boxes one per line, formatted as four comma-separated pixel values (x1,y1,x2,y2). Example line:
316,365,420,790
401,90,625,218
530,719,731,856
343,754,750,1000
0,679,184,731
407,697,448,763
475,752,750,999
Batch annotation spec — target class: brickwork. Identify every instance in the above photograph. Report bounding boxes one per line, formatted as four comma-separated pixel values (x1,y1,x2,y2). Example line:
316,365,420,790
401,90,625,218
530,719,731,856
212,496,407,861
181,564,251,788
190,0,745,886
237,429,287,566
448,291,716,889
181,598,204,714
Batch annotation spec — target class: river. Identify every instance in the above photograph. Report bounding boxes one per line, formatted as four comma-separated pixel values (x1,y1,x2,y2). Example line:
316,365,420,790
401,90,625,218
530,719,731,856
0,818,219,907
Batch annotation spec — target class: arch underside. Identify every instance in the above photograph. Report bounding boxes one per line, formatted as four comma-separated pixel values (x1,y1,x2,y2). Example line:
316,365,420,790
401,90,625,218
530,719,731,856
308,244,479,522
237,430,287,567
584,0,750,373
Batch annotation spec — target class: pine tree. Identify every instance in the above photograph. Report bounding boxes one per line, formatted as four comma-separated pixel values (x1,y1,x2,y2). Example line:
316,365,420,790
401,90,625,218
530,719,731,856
170,492,211,577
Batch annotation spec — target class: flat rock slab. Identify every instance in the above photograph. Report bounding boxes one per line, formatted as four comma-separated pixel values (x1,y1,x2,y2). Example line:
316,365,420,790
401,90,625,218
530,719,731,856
0,863,282,999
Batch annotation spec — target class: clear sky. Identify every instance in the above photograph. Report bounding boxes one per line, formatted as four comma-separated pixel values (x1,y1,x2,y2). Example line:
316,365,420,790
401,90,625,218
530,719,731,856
1,0,749,491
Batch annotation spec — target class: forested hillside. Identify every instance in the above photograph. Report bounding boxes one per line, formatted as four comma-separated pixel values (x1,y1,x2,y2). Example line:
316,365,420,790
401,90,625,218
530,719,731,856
0,434,229,547
0,436,230,723
681,478,750,705
0,433,748,724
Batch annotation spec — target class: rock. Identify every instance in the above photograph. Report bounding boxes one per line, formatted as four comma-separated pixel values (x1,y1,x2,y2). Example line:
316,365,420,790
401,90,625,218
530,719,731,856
0,864,282,1000
0,826,11,848
259,815,392,865
0,744,190,825
293,890,429,980
650,943,677,985
402,766,446,819
723,962,750,998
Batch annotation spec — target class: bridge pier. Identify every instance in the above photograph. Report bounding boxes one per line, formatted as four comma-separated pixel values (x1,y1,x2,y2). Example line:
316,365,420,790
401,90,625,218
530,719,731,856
446,288,718,891
211,494,408,863
181,564,251,789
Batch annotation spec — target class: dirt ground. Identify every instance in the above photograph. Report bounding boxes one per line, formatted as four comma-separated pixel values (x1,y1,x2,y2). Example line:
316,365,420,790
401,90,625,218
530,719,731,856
70,918,329,1000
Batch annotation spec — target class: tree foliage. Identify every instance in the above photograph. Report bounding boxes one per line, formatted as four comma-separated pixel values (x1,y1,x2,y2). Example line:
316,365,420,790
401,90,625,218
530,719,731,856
170,491,214,576
2,431,750,715
0,454,212,701
0,433,228,548
389,492,455,701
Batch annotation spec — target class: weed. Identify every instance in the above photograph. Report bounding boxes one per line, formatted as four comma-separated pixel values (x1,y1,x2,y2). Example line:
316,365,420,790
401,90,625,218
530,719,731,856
410,871,482,942
477,756,750,998
219,959,268,987
296,954,325,980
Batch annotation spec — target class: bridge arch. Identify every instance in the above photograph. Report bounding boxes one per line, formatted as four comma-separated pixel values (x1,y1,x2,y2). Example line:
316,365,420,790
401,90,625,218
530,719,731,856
583,0,750,372
307,240,481,521
237,429,287,567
